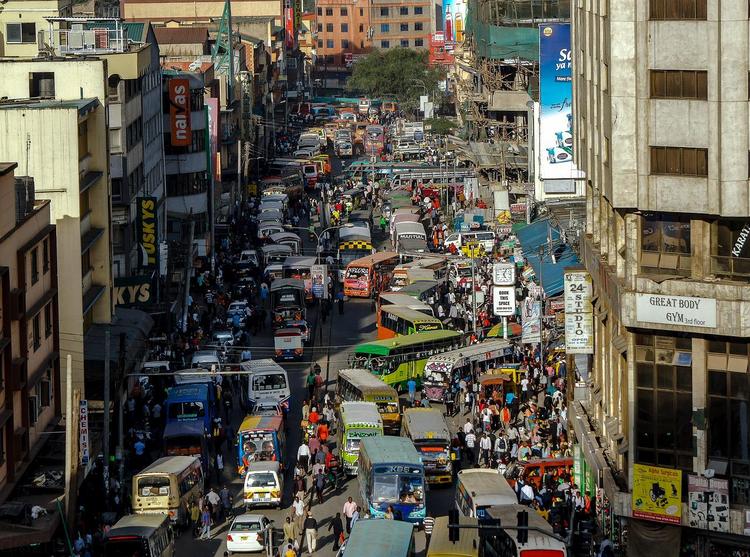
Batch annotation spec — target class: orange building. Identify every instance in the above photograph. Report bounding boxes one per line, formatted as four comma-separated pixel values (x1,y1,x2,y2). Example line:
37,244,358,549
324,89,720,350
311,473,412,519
315,0,372,69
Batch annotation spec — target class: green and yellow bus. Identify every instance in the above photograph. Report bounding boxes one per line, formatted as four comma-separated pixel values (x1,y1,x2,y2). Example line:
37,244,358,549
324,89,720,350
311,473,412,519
350,330,463,391
377,306,446,339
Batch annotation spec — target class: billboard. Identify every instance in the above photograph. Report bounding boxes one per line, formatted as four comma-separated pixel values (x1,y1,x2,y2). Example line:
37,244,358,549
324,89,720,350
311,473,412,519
284,0,295,49
563,269,594,354
442,0,466,44
538,23,579,180
687,475,729,532
521,299,541,344
632,464,682,525
168,78,191,147
137,197,158,269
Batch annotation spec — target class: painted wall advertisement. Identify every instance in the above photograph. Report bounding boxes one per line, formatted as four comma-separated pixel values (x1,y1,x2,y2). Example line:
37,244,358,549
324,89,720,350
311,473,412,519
539,23,580,180
168,78,191,147
137,197,158,269
632,464,682,525
635,293,717,329
564,269,594,354
687,475,729,532
521,299,542,344
441,0,466,45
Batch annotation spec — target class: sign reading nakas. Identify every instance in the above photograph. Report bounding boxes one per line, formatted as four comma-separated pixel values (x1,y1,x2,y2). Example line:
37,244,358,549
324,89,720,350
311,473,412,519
635,293,717,329
168,78,191,147
138,197,158,269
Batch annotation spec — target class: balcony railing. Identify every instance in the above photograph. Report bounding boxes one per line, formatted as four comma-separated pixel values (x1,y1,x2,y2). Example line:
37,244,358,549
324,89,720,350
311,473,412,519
54,28,127,55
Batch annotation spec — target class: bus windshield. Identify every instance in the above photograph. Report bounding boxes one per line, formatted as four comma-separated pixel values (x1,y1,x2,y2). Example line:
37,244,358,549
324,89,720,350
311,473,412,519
168,401,205,421
273,290,302,308
376,401,399,415
373,474,424,505
341,250,371,267
106,539,147,557
138,475,170,497
345,266,370,278
252,373,287,391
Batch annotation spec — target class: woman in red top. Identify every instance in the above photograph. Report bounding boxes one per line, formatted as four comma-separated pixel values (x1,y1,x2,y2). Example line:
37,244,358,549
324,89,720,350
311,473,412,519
317,422,329,443
309,408,320,425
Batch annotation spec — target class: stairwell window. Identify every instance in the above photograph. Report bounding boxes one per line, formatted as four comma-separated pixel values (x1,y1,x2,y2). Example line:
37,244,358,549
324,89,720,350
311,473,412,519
649,0,707,19
650,70,707,100
650,146,708,177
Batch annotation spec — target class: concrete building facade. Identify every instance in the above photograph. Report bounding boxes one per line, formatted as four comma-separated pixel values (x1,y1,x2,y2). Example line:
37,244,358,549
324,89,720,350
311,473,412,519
368,0,436,51
572,0,750,551
314,0,371,67
0,163,60,505
0,0,72,57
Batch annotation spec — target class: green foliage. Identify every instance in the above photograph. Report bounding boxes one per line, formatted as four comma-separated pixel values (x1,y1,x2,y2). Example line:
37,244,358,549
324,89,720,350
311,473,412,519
424,118,457,135
346,49,446,112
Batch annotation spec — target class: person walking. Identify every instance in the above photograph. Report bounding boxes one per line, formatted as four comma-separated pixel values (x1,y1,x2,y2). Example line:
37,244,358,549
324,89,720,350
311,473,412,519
303,511,318,554
423,514,435,548
292,495,305,532
465,429,477,466
219,484,232,521
283,516,299,547
314,469,326,505
328,512,345,551
479,432,492,467
189,499,200,537
336,290,345,314
297,441,311,473
200,505,212,540
343,497,357,533
407,378,417,406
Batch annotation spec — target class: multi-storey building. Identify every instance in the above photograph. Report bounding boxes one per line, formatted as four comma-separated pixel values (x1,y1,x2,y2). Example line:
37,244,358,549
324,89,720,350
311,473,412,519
0,163,59,507
314,0,371,68
368,0,435,51
572,0,750,551
0,0,72,57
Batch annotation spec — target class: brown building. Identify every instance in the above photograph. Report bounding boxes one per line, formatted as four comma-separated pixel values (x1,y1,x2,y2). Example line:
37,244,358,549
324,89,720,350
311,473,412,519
315,0,372,68
369,0,436,51
0,163,60,503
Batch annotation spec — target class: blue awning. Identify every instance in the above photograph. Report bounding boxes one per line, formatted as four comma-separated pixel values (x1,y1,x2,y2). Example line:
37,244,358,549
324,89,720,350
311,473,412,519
516,218,580,297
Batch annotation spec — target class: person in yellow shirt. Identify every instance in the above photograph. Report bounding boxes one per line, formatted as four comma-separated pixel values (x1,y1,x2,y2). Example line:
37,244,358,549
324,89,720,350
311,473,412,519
284,542,297,557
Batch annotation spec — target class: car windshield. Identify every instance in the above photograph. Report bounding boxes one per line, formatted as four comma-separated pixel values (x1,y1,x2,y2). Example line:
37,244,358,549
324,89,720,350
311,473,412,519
252,373,287,391
232,521,262,532
138,475,170,497
245,472,277,488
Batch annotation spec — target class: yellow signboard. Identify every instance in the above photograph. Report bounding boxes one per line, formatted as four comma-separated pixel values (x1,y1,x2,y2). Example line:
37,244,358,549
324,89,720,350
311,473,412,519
632,463,682,525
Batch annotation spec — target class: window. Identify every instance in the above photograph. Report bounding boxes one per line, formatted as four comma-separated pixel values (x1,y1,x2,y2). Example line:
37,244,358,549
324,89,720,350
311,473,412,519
42,238,49,273
342,39,350,49
340,7,348,15
381,23,390,33
400,7,409,15
650,70,707,100
707,341,750,504
44,303,52,338
359,24,364,32
400,23,409,32
415,38,424,47
326,39,334,48
341,23,349,32
41,371,52,408
29,72,55,98
78,120,89,159
641,213,691,275
380,7,389,16
325,7,333,15
711,219,750,280
635,334,694,470
325,54,334,63
414,6,423,14
400,39,409,47
381,40,390,48
166,172,208,197
30,247,39,284
415,22,423,31
326,23,333,32
649,0,707,19
6,22,36,43
360,8,364,16
650,146,708,176
317,39,323,48
317,23,322,32
317,6,322,15
33,313,41,351
28,395,39,427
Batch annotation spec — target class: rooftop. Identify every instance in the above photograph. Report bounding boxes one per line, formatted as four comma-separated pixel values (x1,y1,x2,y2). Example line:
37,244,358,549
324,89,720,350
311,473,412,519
0,163,18,176
154,26,209,45
0,98,100,115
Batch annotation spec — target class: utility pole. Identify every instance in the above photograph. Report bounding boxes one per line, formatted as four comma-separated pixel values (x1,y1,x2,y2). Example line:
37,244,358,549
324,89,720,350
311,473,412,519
64,355,73,522
182,217,196,333
471,254,477,332
103,328,111,504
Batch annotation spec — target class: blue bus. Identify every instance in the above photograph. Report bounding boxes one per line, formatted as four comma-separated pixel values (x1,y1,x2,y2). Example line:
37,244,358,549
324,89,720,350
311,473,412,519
165,383,215,432
359,436,426,524
342,519,414,557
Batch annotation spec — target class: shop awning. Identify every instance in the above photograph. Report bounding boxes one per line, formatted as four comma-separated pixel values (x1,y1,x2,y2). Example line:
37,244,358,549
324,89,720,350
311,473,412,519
516,218,580,296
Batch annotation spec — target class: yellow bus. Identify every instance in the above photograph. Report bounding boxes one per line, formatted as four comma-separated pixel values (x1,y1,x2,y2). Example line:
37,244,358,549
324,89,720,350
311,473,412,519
377,306,445,339
132,456,203,526
337,368,401,434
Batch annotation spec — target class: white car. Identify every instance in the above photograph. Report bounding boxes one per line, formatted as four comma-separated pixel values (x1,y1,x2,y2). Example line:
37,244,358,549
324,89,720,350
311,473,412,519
226,513,271,554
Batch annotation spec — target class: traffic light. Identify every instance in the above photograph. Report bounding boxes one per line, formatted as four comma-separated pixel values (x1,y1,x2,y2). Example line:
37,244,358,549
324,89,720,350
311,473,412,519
448,508,460,542
517,509,528,544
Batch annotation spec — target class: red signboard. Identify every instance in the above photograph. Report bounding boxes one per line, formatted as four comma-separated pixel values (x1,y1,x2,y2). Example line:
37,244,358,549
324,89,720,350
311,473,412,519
168,78,191,147
285,6,295,49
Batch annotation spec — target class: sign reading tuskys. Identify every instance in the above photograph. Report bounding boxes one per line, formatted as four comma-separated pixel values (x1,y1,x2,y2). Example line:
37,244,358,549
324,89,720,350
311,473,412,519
138,197,158,269
635,293,716,328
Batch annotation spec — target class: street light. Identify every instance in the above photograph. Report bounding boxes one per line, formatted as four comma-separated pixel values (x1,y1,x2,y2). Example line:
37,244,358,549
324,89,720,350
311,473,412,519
284,222,354,263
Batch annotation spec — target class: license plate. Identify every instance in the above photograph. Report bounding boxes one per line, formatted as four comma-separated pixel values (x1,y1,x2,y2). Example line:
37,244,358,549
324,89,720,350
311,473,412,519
241,536,248,541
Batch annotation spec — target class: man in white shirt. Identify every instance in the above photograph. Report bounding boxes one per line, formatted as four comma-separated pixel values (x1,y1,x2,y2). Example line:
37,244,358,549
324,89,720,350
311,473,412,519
520,481,535,505
464,431,477,466
297,442,311,473
479,432,492,467
342,497,357,533
520,375,530,402
463,418,474,435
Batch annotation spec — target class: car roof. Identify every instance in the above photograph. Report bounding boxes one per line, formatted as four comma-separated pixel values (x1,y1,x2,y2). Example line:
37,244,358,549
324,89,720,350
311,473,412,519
232,513,266,523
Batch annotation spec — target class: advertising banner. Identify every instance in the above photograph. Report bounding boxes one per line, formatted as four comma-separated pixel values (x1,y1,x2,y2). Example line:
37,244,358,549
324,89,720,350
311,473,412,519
137,197,158,269
311,264,328,299
539,23,579,180
492,286,516,317
206,98,220,182
168,78,191,147
635,293,716,329
564,270,594,354
114,276,154,306
442,0,466,44
521,299,542,344
687,475,729,532
284,1,295,49
79,400,90,465
632,464,682,525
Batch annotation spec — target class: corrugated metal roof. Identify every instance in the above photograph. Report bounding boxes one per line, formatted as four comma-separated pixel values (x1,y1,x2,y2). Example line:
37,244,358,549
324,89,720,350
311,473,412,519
84,21,145,43
154,26,209,45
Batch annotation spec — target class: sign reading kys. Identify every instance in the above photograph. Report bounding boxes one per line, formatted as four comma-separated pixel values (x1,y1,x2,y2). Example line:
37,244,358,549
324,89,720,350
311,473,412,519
632,464,682,525
564,269,594,354
635,293,716,329
138,197,158,269
168,78,191,147
539,23,581,180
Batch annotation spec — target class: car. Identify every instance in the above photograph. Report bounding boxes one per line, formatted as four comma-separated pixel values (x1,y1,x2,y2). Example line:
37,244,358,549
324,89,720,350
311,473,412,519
226,513,272,555
294,147,318,159
340,111,357,122
238,249,260,268
212,330,235,348
226,300,250,327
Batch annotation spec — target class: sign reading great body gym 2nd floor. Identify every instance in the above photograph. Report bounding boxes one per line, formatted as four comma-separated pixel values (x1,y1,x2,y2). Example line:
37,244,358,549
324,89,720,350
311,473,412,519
635,293,717,328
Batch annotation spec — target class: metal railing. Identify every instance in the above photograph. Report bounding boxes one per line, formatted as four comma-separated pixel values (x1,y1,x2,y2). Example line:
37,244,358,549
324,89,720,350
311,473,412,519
54,28,127,54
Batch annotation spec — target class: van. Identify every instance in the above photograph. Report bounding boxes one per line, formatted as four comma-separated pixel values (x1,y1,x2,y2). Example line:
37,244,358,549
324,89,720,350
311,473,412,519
191,350,221,371
444,230,496,253
243,461,283,509
358,98,371,115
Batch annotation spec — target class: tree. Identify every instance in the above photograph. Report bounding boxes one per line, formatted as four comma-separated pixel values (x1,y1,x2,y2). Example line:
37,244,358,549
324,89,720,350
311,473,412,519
424,118,457,135
347,49,446,113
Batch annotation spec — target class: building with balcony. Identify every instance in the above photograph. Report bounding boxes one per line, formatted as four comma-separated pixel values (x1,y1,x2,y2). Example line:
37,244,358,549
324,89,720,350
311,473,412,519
0,96,108,407
0,164,60,514
571,0,750,552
